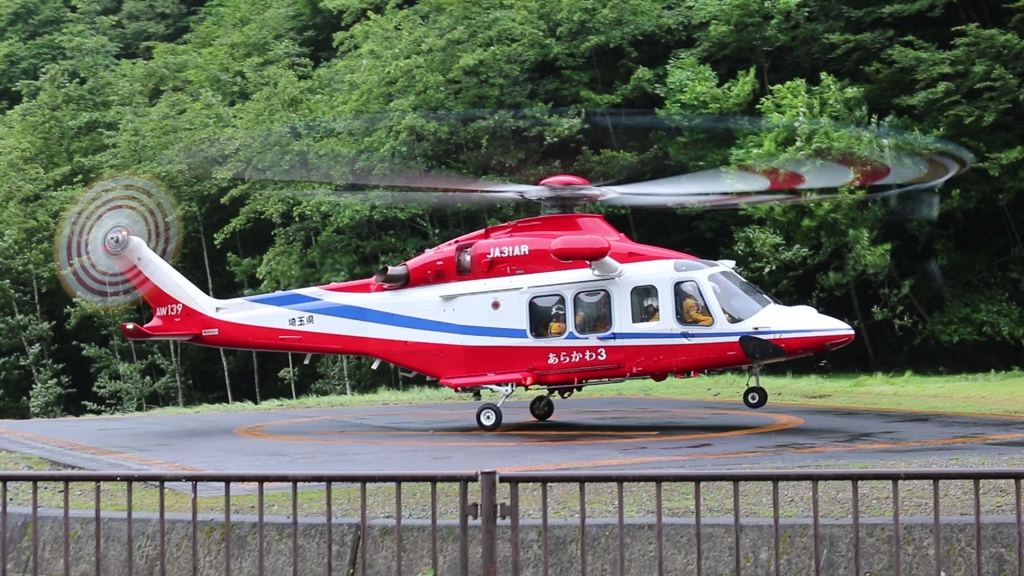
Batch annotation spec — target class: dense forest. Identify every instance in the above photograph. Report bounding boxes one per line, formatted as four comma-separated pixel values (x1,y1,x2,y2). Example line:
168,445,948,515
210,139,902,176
0,0,1021,418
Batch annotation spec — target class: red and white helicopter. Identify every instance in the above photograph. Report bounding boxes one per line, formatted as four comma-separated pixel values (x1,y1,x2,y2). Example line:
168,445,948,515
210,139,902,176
56,117,973,430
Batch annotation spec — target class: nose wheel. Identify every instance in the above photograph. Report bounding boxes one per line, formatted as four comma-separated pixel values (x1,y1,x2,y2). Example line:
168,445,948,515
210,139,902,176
742,366,769,409
529,395,555,421
742,386,768,409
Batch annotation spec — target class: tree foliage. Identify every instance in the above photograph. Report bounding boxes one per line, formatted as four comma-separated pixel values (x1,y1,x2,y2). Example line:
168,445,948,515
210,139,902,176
0,0,1022,416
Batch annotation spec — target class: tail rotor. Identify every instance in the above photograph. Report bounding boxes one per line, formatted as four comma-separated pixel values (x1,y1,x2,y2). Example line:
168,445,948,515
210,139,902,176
55,175,182,307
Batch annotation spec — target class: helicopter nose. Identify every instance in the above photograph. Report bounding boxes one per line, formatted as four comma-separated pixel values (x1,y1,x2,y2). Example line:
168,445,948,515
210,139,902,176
817,313,855,351
822,313,854,333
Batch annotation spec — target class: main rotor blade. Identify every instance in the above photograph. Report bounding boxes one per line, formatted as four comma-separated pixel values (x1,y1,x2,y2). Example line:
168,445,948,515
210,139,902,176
598,151,970,209
258,187,525,208
188,109,974,210
235,164,546,195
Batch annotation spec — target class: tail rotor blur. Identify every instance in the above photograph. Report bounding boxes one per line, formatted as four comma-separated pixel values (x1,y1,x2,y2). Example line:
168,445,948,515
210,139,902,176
54,175,182,307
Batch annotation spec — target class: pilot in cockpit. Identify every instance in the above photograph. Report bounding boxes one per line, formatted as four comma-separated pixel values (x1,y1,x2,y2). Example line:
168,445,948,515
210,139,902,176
681,293,714,326
675,289,716,325
642,296,660,322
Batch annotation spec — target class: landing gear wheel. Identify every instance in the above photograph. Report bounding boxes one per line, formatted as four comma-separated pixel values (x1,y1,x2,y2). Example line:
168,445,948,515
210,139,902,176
476,403,502,431
529,395,555,421
743,386,768,409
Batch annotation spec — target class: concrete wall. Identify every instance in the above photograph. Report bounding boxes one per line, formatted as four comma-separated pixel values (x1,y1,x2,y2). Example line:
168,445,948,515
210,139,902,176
2,506,1019,575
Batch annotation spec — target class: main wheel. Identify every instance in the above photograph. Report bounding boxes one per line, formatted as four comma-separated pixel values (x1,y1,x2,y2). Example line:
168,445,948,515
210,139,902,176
529,395,555,421
742,386,768,409
476,403,503,431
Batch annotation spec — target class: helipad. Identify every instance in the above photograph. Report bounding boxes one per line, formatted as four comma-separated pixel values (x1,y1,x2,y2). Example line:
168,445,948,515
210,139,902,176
0,398,1022,473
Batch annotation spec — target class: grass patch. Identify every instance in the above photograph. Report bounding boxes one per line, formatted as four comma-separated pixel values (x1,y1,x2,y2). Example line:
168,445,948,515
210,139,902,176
122,370,1024,418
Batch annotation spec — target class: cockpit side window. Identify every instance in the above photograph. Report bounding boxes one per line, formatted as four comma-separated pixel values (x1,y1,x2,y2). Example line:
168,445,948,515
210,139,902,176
573,289,612,335
529,294,566,339
708,271,771,324
631,285,660,323
675,281,714,326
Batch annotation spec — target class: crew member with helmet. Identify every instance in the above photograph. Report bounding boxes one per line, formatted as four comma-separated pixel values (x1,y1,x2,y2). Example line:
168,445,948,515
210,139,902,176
642,296,660,322
548,304,567,336
682,297,713,326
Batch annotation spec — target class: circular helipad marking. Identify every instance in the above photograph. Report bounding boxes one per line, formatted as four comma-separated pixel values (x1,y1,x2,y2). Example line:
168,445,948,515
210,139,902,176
233,406,804,447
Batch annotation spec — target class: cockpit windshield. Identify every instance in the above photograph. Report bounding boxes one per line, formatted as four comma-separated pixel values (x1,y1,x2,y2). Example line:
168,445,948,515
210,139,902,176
707,271,773,324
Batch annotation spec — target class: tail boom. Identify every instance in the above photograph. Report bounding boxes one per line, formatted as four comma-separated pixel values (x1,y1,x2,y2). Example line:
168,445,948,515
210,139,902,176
108,235,377,358
109,235,220,342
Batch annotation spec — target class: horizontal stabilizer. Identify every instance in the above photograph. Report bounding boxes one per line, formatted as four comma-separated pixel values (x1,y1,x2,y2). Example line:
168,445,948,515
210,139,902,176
120,322,198,341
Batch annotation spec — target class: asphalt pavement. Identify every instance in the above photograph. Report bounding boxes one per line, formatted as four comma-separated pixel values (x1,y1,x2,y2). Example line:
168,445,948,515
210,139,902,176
1,397,1022,475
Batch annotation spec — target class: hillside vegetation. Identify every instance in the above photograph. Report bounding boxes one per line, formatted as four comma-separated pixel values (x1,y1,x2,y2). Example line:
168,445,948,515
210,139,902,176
0,0,1021,417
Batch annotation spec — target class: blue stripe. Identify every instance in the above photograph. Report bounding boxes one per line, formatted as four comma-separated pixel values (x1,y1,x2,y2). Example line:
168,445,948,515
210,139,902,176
246,292,848,342
246,293,528,339
247,293,321,307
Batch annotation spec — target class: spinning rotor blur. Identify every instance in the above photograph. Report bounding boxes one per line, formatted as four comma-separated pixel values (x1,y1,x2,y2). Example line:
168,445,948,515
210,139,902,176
51,111,975,308
225,110,974,214
55,175,182,307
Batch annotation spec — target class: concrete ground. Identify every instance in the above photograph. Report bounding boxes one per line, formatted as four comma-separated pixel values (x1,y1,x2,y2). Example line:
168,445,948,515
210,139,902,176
1,396,1022,475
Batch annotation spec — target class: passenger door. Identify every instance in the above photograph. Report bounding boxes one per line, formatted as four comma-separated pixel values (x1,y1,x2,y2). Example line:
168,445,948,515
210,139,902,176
569,287,623,370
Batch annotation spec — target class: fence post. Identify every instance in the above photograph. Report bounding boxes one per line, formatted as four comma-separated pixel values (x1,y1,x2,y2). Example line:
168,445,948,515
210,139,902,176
481,470,498,576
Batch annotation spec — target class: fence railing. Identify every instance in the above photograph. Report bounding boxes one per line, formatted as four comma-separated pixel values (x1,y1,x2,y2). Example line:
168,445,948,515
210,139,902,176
1,469,1024,575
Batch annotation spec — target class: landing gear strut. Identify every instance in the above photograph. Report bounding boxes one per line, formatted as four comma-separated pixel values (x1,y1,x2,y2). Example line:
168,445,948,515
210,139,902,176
742,366,768,409
475,384,515,431
529,395,555,421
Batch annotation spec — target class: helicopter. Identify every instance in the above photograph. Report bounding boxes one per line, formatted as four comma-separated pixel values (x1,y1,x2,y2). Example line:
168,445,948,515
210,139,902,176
56,114,974,431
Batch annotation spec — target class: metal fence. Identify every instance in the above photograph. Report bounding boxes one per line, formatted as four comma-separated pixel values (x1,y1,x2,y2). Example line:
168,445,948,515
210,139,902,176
1,469,1024,575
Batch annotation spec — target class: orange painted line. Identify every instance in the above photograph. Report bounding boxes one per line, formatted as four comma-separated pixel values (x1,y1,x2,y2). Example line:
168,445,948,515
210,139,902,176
252,406,729,428
232,409,803,447
38,387,1024,424
0,427,203,472
781,399,1024,420
311,406,719,435
619,394,1024,421
309,429,663,437
338,407,712,419
497,431,1024,472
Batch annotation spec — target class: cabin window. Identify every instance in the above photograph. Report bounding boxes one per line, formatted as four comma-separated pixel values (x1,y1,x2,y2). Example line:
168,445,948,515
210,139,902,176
456,245,473,276
675,281,714,326
631,285,660,323
529,294,567,339
573,289,612,335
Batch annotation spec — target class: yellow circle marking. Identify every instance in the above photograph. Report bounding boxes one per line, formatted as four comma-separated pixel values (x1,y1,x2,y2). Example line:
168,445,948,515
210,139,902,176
233,407,804,447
